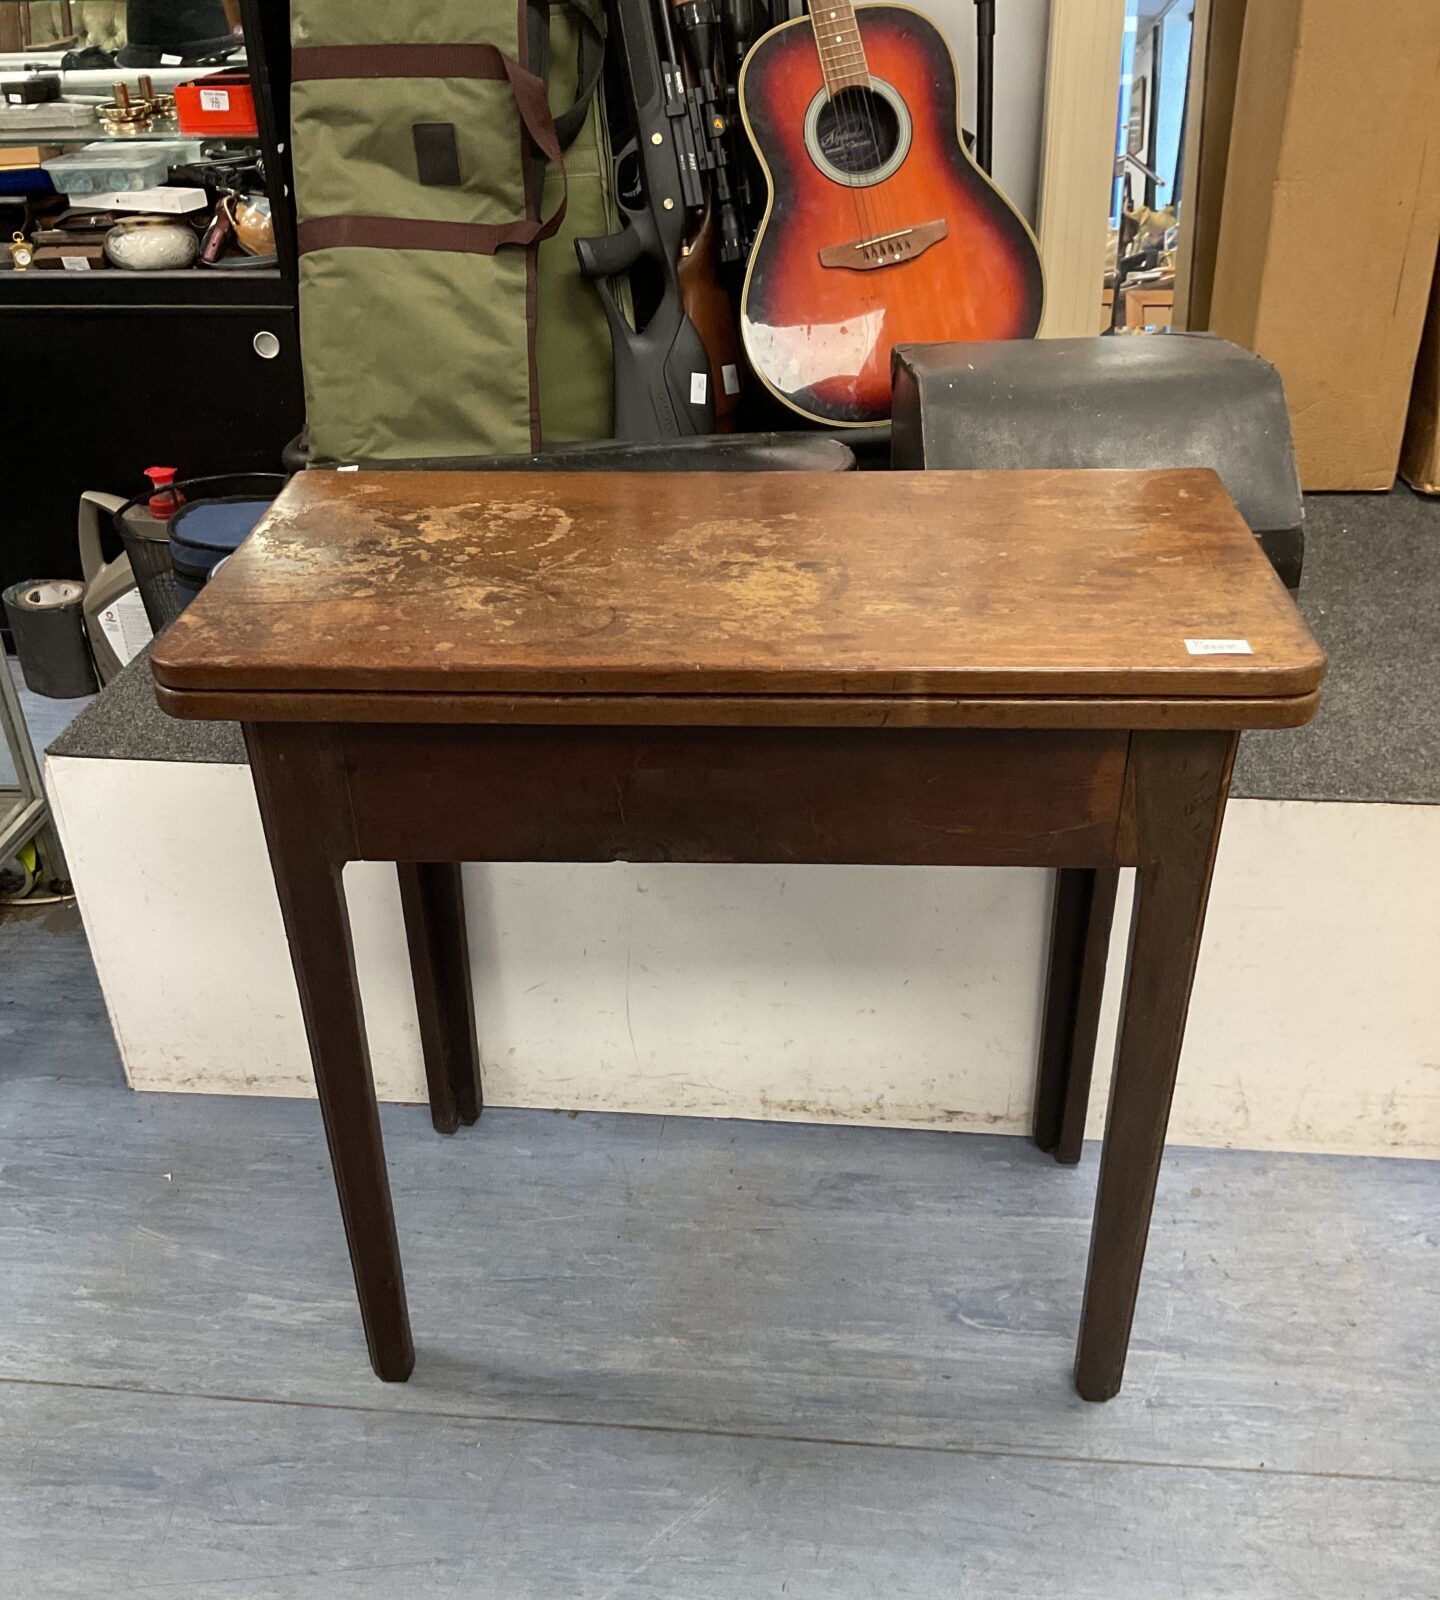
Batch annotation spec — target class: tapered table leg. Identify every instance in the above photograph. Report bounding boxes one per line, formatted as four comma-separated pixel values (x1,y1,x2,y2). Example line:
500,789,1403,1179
246,724,414,1382
1034,867,1120,1163
397,862,483,1134
1074,731,1237,1402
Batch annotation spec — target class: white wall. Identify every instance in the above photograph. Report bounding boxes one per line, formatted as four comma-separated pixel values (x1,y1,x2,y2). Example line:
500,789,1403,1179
916,0,1053,222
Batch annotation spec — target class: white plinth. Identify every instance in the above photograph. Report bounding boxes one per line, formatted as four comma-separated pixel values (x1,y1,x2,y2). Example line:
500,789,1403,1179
46,751,1440,1159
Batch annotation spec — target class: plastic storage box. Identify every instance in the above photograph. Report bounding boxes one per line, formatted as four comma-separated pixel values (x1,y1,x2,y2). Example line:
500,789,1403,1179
42,143,173,195
175,73,258,137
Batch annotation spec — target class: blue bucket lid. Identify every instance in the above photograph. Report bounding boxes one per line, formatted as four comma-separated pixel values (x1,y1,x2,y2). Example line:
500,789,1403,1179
169,497,273,560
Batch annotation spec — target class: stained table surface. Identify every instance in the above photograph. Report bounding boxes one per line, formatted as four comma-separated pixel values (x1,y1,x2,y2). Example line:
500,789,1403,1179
149,468,1324,722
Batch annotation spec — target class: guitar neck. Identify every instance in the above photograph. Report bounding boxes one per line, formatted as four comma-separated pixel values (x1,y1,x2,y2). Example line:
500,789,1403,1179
807,0,872,93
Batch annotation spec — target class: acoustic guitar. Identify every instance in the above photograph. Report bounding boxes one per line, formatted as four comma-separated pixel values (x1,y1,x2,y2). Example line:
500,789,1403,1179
738,1,1044,426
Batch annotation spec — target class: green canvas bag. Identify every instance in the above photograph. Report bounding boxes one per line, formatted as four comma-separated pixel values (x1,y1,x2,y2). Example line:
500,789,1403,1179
538,0,618,444
292,0,613,464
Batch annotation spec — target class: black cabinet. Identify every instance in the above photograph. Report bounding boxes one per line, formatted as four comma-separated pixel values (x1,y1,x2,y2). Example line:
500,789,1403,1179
1,283,303,586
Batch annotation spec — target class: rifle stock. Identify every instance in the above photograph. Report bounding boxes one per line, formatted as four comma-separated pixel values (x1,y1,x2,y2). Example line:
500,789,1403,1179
678,198,742,431
574,0,717,439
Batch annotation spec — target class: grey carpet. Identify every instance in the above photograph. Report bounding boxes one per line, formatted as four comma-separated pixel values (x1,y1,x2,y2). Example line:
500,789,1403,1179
48,647,244,765
1233,484,1440,802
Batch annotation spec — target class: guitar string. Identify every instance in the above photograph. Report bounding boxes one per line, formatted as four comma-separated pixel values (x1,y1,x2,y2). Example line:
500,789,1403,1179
834,5,883,247
859,94,894,383
844,85,882,252
863,11,913,299
813,2,876,261
815,0,897,393
836,6,887,256
842,5,892,261
828,2,891,395
849,7,906,393
840,91,876,247
849,8,893,291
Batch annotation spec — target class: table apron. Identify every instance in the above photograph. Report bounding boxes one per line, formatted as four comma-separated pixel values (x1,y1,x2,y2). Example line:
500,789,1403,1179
272,723,1136,869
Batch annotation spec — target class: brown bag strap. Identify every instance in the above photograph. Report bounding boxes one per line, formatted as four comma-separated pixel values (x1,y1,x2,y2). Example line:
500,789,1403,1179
293,43,567,257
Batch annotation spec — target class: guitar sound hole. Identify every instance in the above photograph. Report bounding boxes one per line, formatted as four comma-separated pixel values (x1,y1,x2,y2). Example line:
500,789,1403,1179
815,87,900,177
804,80,912,187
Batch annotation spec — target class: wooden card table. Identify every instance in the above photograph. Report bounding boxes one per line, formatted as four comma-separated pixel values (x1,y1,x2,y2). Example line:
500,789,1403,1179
151,468,1324,1399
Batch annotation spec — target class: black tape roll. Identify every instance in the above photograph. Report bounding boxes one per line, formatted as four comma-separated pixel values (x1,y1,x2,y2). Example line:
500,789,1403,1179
3,580,98,699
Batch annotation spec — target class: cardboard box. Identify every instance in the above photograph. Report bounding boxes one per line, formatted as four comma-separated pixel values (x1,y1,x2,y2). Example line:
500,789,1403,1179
1208,0,1440,490
0,144,60,169
33,244,107,272
1402,263,1440,493
82,186,209,215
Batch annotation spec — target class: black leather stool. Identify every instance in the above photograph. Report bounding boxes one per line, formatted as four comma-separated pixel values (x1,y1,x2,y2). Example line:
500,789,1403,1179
892,334,1306,588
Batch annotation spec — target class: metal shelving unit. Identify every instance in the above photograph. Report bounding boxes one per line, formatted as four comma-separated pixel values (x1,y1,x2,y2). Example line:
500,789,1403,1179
0,5,295,284
0,662,66,890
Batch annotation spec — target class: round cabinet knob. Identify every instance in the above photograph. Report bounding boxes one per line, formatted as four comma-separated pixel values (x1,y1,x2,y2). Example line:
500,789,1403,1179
252,330,281,361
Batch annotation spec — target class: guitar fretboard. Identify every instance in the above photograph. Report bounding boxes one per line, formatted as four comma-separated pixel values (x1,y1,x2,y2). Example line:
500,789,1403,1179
808,0,872,93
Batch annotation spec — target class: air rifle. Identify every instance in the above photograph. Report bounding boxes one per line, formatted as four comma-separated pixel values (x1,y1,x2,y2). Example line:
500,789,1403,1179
575,0,717,438
667,0,746,263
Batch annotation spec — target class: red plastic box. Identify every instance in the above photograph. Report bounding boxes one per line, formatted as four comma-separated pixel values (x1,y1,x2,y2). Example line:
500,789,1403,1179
175,72,258,138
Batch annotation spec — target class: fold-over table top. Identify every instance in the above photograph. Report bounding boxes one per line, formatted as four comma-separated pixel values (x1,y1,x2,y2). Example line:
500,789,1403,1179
150,468,1325,729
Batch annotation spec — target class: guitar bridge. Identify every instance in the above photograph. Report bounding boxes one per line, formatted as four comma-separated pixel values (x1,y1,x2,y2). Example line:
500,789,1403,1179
817,218,948,271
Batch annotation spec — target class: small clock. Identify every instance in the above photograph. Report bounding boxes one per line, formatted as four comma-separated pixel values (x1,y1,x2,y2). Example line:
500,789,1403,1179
9,232,33,271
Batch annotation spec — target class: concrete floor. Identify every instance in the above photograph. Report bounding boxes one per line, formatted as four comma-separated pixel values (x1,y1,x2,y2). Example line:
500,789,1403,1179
1,905,1437,1598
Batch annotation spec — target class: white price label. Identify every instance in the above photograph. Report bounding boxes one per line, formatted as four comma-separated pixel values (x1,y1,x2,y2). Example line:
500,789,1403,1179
1185,638,1253,656
60,255,91,272
722,363,741,396
200,87,232,112
689,371,708,405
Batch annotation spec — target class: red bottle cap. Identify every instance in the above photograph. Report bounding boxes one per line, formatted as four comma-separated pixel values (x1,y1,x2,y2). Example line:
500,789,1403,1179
144,466,183,518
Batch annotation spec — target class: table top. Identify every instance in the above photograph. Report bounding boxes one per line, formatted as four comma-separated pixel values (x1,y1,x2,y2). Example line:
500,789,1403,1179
150,468,1325,729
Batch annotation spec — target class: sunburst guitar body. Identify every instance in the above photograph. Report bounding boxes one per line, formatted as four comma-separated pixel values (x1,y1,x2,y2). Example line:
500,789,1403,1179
739,3,1044,425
